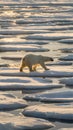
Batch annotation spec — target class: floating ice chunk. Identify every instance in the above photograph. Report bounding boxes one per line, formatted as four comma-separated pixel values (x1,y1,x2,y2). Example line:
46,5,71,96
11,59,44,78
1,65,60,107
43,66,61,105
26,34,73,41
32,77,52,83
0,30,33,35
16,19,49,24
59,128,73,130
0,78,30,83
23,89,73,102
59,48,73,53
59,55,73,61
59,39,73,44
0,92,27,110
1,56,21,61
47,61,72,66
0,46,49,52
60,78,73,86
0,2,73,6
0,41,48,45
22,104,73,123
0,112,54,130
0,35,15,38
0,70,73,78
34,89,73,98
25,96,73,103
0,64,9,67
0,84,63,91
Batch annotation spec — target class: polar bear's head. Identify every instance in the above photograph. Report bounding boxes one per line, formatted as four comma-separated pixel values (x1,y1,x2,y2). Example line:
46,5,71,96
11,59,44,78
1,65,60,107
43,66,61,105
44,56,54,62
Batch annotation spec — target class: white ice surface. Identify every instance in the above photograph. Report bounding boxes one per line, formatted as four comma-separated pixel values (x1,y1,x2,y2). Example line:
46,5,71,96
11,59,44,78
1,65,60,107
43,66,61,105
22,104,73,122
59,39,73,44
0,64,9,67
0,41,48,45
26,33,73,41
0,69,73,77
58,128,73,130
0,46,49,52
59,55,73,61
59,48,73,53
23,88,73,102
0,83,63,91
0,112,54,130
60,78,73,86
0,0,73,129
0,92,27,110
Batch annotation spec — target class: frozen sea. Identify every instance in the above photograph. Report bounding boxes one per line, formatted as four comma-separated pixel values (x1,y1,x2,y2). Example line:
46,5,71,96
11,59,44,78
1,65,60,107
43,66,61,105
0,0,73,130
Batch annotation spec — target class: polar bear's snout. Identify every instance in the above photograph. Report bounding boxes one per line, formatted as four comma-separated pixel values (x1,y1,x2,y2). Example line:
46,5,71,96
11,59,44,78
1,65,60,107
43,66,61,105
50,57,54,61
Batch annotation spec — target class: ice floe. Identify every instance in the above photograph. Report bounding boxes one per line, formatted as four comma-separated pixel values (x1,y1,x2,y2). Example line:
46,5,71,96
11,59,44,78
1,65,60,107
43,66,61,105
0,77,30,84
26,34,73,41
0,29,50,34
0,69,73,78
59,128,73,130
60,78,73,86
0,83,63,92
1,2,73,7
0,41,48,45
16,19,49,24
47,61,72,66
22,104,73,123
59,39,73,44
1,56,21,61
0,92,27,110
0,64,9,67
59,55,73,61
0,112,54,130
59,48,73,53
24,96,73,103
0,46,49,52
0,30,34,35
23,89,73,102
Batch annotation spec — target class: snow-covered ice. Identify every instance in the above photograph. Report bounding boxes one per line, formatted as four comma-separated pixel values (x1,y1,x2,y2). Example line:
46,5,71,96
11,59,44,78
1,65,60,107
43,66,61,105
0,69,73,77
59,55,73,61
0,0,73,129
60,78,73,86
22,104,73,123
0,112,54,130
0,92,27,110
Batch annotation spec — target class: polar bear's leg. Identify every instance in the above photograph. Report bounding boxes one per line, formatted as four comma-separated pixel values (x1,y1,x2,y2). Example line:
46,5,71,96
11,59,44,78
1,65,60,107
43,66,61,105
28,64,33,72
20,67,23,72
33,65,37,71
20,64,25,72
20,59,25,72
40,62,49,70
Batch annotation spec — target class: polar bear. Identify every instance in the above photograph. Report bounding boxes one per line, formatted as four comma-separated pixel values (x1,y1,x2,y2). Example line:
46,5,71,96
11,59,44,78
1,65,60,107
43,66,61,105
20,54,53,72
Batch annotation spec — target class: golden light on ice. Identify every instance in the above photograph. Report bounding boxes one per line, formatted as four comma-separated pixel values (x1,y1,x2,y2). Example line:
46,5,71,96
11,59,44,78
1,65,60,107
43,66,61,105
1,10,18,17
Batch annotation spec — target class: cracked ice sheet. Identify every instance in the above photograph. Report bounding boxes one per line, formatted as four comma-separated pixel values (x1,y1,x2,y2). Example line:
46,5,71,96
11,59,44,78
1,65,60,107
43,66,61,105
0,112,54,130
23,88,73,103
0,67,73,77
0,92,27,111
59,54,73,61
60,78,73,86
0,75,62,92
22,103,73,123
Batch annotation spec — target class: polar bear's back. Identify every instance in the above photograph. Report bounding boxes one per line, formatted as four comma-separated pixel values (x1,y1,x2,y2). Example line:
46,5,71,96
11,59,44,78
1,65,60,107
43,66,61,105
23,54,43,66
